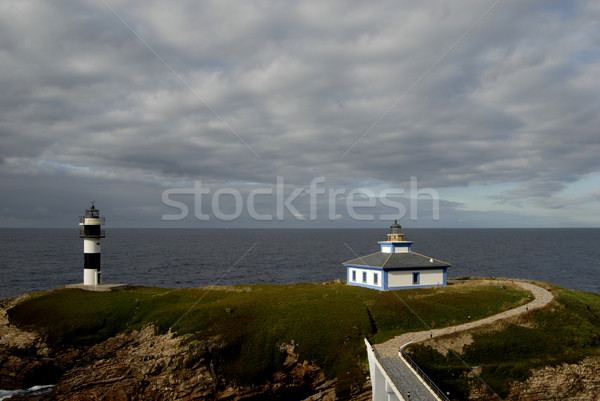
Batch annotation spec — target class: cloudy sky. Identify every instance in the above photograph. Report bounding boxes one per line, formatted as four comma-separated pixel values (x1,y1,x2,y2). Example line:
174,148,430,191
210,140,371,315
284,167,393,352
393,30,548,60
1,0,599,228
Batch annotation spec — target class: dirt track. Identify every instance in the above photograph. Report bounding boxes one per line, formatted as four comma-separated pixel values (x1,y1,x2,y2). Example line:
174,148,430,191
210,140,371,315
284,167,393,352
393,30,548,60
374,280,555,357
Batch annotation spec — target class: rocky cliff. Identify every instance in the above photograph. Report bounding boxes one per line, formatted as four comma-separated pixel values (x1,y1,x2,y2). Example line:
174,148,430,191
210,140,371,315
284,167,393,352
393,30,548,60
0,294,62,391
507,356,600,400
0,294,371,400
4,289,599,401
468,357,600,401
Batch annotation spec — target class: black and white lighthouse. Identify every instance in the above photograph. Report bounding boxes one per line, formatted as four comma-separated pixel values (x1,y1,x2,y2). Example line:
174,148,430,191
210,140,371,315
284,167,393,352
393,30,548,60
79,202,105,286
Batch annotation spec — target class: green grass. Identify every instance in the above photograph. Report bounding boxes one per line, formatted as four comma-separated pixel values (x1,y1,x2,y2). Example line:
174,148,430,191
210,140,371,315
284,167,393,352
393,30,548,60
8,281,529,393
367,283,528,343
406,287,600,399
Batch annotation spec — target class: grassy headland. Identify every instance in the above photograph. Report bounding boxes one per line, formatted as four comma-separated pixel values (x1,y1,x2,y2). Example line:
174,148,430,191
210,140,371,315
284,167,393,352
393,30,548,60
406,286,600,399
7,280,529,393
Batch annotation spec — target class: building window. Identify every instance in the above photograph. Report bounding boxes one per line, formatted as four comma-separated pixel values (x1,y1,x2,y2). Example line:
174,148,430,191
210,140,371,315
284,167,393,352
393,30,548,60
362,272,367,283
352,270,356,282
413,272,420,285
374,273,378,285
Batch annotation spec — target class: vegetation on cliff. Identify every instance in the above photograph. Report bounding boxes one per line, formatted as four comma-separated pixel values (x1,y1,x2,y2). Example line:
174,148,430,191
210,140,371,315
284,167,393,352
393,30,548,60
7,281,528,395
406,286,600,399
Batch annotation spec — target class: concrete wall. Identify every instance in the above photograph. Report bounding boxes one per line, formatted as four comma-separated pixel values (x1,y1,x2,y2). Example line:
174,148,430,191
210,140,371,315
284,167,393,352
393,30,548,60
347,267,383,290
83,238,101,253
387,269,445,289
365,339,403,401
347,267,447,291
380,244,410,253
83,268,99,286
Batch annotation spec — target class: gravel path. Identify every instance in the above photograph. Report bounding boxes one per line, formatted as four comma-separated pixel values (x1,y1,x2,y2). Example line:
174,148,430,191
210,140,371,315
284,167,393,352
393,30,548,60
374,280,554,358
369,280,554,400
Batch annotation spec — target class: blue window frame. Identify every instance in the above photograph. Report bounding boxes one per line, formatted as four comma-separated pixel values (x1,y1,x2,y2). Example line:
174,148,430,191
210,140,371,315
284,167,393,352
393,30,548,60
413,272,420,285
374,273,378,285
362,272,367,283
352,270,356,282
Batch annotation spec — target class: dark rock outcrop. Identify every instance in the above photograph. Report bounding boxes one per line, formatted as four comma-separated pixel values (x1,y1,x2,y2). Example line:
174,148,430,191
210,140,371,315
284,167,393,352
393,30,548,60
1,295,370,400
507,356,600,400
0,295,62,390
468,357,600,401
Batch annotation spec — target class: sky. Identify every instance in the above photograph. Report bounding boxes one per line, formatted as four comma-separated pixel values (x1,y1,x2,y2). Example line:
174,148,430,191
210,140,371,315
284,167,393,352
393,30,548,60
1,0,599,228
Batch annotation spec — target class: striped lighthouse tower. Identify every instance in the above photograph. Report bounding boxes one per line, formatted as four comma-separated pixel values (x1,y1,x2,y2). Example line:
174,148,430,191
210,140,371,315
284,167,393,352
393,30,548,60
79,202,105,286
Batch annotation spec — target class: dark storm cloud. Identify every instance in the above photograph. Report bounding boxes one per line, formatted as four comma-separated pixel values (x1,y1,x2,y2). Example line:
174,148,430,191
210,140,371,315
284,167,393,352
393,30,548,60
1,0,599,226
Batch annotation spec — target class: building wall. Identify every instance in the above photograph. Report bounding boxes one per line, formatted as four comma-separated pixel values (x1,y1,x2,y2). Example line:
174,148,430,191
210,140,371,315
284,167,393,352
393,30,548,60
347,267,383,290
380,245,411,254
83,268,99,285
83,238,101,253
346,266,447,291
387,269,446,289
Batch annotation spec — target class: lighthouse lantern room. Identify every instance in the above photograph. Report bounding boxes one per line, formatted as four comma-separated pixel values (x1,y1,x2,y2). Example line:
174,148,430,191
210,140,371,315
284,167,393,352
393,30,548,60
79,202,105,286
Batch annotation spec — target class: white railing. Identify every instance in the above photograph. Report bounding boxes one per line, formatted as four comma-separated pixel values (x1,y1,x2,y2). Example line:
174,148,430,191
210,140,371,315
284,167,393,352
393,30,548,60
399,345,450,401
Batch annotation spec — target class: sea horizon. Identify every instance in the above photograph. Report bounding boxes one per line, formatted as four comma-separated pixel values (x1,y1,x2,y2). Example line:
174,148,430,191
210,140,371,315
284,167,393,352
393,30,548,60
2,227,599,300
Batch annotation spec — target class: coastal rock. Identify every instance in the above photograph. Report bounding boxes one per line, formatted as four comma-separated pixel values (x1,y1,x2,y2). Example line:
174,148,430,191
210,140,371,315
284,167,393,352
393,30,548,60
1,301,370,401
506,356,600,400
0,295,61,390
46,324,218,400
45,328,364,400
468,357,600,401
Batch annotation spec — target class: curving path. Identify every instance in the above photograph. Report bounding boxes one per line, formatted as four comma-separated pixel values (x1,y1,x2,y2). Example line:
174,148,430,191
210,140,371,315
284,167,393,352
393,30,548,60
374,280,554,358
367,281,555,401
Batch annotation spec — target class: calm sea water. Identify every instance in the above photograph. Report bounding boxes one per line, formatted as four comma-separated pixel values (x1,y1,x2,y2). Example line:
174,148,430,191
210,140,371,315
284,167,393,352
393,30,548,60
1,228,599,300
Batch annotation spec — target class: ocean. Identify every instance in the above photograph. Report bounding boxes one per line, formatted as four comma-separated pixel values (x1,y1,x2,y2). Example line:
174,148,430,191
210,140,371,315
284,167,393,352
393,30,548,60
1,228,599,300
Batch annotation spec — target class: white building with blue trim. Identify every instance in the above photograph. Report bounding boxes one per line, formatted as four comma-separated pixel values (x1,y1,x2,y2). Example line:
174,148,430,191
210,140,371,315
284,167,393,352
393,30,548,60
343,221,451,290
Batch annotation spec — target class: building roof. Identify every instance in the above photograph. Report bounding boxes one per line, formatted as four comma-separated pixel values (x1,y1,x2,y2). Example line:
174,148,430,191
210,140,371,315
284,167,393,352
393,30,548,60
343,251,451,270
